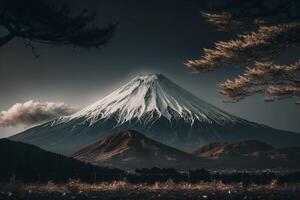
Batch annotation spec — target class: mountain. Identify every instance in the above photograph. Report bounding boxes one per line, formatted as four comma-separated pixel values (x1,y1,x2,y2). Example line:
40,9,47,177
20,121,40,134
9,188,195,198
11,73,300,155
72,130,204,170
0,139,123,182
193,140,275,159
193,140,300,169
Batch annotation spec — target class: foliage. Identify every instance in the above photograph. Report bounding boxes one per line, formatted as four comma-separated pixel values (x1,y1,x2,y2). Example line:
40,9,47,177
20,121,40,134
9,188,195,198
0,0,116,55
187,0,300,104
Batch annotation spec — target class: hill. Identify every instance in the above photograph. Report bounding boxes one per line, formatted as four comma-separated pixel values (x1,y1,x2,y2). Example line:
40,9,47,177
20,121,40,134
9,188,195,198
0,139,123,182
193,140,300,169
72,130,204,170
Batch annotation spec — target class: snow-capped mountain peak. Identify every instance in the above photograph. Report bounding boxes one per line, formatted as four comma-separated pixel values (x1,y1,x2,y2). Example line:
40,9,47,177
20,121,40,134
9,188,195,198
59,73,237,126
12,73,300,155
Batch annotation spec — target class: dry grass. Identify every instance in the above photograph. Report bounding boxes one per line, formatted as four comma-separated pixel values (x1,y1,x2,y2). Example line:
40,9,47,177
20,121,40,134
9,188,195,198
1,180,299,200
1,179,299,193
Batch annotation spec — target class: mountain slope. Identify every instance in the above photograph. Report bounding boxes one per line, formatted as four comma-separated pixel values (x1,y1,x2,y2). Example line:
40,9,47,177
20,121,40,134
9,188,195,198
0,139,123,181
72,130,204,169
64,73,237,125
193,140,300,169
11,73,300,155
193,140,275,159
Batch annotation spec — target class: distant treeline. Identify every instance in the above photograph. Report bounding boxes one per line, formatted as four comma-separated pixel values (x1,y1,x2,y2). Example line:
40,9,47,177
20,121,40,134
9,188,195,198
3,139,298,184
129,168,300,184
1,167,300,184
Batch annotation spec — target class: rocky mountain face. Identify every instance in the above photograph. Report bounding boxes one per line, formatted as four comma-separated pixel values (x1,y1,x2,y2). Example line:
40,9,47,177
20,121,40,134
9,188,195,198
72,130,204,170
73,133,300,170
193,140,300,169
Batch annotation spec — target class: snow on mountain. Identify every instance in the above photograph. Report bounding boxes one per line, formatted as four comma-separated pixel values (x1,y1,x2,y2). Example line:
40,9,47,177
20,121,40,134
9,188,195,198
54,73,237,126
11,73,300,156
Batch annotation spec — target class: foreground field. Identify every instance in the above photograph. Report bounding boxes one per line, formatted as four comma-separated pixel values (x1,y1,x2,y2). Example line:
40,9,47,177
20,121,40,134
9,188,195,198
1,180,300,200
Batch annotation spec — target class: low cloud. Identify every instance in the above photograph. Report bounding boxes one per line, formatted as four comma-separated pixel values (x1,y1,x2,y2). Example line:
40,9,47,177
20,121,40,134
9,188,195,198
0,100,78,127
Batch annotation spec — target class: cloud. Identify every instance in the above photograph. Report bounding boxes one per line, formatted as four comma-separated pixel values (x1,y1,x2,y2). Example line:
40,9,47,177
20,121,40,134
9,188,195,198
0,100,78,127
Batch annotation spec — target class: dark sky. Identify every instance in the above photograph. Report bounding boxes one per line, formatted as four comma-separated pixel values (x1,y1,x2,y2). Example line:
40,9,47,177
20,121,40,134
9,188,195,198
0,0,299,137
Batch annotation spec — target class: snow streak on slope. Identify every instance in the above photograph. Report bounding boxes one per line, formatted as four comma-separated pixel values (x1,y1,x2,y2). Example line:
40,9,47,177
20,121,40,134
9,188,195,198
54,74,238,127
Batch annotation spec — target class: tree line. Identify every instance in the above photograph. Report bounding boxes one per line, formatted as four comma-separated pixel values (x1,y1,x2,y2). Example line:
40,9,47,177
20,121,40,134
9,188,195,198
1,167,300,184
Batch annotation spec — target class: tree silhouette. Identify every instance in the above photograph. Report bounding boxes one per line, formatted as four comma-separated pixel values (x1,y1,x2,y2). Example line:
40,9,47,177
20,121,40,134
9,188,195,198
0,0,116,56
187,0,300,105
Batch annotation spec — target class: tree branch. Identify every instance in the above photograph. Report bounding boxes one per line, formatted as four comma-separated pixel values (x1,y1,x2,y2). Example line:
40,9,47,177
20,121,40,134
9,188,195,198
218,61,300,104
187,0,300,105
0,32,14,46
0,0,117,54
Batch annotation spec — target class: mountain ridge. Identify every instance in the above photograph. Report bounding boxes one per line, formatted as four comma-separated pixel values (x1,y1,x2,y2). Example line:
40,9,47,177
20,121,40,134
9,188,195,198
72,130,204,170
11,73,300,155
53,73,239,126
193,140,300,169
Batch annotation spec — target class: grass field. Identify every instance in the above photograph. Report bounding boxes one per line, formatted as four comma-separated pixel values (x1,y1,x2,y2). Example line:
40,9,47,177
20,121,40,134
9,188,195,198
1,180,300,200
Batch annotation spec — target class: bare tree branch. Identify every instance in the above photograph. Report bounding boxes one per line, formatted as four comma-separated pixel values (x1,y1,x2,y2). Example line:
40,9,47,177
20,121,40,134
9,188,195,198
24,40,40,58
0,33,14,46
0,0,117,54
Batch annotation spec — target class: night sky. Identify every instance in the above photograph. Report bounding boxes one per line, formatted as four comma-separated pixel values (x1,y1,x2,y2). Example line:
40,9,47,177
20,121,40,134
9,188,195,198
1,0,299,137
